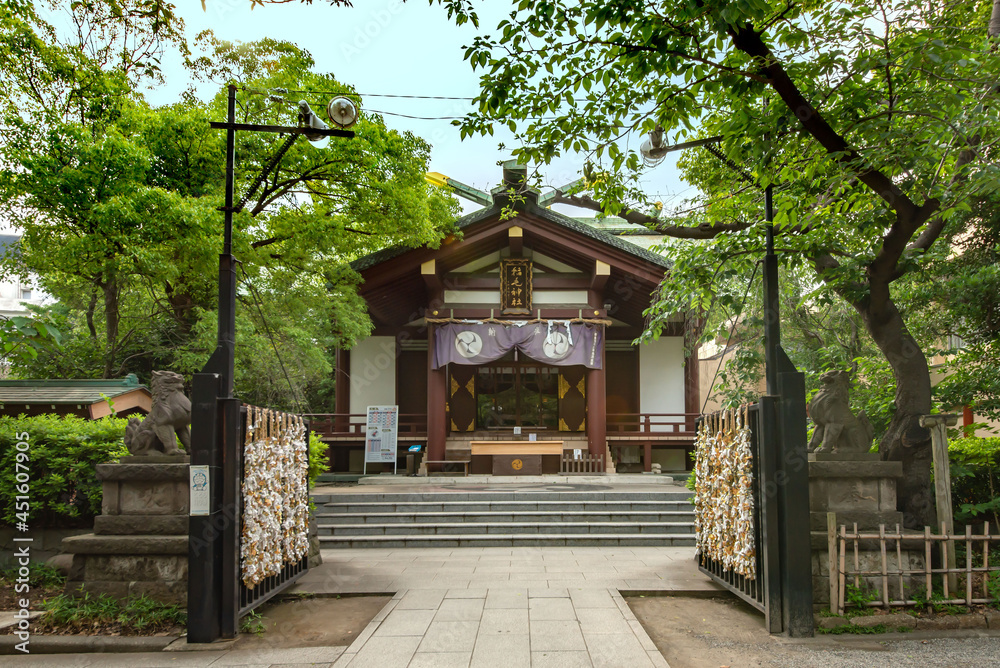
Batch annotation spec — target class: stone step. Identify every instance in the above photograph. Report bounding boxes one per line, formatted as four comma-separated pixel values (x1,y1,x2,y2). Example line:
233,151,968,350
315,501,694,515
316,510,695,525
311,491,692,503
319,521,694,536
318,533,696,548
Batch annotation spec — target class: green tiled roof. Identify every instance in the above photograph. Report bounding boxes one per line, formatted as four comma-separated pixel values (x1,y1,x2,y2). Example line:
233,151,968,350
351,199,671,273
0,374,149,405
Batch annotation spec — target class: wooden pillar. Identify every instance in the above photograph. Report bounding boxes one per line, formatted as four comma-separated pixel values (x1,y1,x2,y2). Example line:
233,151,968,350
585,330,606,457
644,441,653,473
683,342,700,431
427,325,447,464
334,348,350,433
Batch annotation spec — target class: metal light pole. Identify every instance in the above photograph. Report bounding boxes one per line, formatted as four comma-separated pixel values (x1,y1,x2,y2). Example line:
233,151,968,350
643,128,814,636
187,85,356,643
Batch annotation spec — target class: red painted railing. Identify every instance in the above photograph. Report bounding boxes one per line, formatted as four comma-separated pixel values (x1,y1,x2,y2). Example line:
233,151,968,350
303,413,428,439
307,412,700,440
605,413,699,436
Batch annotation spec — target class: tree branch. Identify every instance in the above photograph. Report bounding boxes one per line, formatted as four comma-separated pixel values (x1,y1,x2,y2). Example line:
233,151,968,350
728,23,941,283
550,191,753,238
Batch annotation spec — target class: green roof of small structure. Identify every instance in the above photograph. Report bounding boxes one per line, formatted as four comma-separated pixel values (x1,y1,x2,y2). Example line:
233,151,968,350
0,374,149,405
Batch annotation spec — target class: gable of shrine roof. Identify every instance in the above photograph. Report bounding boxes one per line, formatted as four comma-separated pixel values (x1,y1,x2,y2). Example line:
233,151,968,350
349,201,672,278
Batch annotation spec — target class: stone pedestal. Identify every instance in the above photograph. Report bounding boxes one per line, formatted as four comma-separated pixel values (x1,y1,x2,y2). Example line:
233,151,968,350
809,453,903,531
61,456,189,605
808,453,924,607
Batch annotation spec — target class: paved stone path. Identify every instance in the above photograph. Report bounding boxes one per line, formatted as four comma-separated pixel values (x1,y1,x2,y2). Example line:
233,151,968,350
295,546,717,594
304,545,718,667
0,645,347,667
333,585,666,668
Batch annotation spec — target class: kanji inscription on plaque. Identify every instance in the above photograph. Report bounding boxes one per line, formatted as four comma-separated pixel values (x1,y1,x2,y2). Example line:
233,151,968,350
500,258,532,315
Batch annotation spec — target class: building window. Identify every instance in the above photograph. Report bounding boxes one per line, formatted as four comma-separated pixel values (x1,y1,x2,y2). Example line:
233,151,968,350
20,288,32,300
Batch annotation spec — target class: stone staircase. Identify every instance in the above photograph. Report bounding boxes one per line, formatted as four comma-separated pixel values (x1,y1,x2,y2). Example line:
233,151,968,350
312,489,696,548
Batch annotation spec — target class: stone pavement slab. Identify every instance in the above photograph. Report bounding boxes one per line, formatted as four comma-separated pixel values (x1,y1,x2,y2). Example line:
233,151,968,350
0,646,346,667
333,584,669,668
295,545,716,595
306,544,709,666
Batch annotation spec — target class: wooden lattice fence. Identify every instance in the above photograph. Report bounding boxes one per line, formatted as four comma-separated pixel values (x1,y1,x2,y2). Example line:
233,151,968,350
833,521,1000,615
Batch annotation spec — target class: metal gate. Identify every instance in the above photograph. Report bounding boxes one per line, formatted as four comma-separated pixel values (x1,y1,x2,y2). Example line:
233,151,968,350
227,405,310,621
188,381,311,641
694,374,813,636
695,401,781,630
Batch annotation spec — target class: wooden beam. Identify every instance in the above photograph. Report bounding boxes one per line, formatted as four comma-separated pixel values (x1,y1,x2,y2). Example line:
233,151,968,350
421,258,444,308
427,325,447,463
684,342,700,431
589,260,611,308
523,216,665,284
334,348,350,432
586,336,607,457
360,223,511,292
421,259,443,290
509,225,523,256
424,307,606,319
444,274,590,290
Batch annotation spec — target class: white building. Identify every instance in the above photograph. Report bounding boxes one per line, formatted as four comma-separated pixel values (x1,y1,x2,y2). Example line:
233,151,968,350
0,233,50,318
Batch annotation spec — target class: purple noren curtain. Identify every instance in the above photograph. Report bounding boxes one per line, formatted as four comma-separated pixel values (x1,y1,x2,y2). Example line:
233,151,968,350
432,322,603,369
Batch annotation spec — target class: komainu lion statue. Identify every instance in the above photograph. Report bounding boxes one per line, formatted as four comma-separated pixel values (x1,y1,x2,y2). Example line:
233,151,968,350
124,371,191,456
808,370,874,454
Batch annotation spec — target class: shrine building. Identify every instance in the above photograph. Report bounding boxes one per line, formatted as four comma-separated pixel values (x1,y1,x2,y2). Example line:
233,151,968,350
314,164,699,474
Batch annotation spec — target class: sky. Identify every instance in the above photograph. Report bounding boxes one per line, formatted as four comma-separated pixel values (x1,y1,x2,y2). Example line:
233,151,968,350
142,0,691,216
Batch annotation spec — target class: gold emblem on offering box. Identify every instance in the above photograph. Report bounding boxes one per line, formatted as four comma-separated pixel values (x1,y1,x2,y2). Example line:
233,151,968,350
500,258,532,315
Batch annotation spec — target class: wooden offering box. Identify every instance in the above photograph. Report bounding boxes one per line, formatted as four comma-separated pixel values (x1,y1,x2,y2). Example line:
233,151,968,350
469,440,564,475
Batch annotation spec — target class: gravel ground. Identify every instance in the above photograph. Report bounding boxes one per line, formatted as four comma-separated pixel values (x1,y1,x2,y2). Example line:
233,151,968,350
629,595,1000,668
761,634,997,667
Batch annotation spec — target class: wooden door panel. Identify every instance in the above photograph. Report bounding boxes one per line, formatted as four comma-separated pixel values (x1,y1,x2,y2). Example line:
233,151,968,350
558,366,586,432
449,365,477,432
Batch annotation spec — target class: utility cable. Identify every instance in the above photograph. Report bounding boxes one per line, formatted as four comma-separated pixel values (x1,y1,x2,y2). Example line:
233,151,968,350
703,143,757,186
235,132,299,213
699,259,762,417
238,265,307,413
244,86,475,100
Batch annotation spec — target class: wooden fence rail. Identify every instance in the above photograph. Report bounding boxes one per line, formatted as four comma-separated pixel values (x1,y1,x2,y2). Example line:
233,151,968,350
833,520,1000,615
560,454,605,475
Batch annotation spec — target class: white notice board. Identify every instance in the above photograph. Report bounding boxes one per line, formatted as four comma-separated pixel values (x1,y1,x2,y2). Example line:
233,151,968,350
364,405,398,473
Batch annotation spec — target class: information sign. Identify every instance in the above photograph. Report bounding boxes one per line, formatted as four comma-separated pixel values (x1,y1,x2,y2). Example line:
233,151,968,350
364,405,398,474
189,465,210,516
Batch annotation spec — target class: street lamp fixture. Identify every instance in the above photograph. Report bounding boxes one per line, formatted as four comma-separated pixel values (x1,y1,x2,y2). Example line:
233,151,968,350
188,84,356,644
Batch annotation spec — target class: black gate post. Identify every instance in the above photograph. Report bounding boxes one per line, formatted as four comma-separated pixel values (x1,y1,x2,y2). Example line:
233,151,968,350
187,372,223,644
756,396,785,633
219,398,243,638
761,182,814,637
777,355,814,637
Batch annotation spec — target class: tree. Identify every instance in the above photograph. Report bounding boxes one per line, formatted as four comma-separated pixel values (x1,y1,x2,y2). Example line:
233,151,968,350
0,3,458,409
438,0,1000,527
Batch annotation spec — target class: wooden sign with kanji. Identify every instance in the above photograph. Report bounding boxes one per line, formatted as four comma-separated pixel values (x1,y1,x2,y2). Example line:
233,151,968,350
500,258,532,315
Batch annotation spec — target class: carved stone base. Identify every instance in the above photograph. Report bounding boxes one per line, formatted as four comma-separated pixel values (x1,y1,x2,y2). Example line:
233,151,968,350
809,454,918,610
61,461,188,606
809,455,904,530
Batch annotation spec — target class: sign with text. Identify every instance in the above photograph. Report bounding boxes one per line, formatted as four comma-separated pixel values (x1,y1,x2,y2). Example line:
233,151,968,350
500,258,532,315
189,465,210,516
365,405,398,464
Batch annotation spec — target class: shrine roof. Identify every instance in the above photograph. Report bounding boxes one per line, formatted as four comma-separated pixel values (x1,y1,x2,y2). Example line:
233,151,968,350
351,201,671,274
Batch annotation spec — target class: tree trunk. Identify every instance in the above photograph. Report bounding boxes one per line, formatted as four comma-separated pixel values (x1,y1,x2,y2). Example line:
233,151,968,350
164,281,196,341
85,285,99,340
102,278,120,379
853,284,935,529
